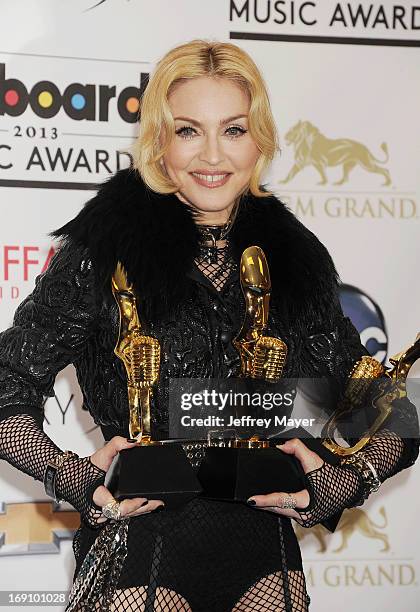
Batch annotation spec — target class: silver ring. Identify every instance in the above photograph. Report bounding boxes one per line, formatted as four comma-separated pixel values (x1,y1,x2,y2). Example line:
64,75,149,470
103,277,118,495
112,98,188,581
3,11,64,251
281,494,297,509
102,499,122,520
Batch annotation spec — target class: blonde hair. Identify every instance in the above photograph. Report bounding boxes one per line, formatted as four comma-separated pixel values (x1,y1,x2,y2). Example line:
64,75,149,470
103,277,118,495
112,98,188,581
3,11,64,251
129,39,279,198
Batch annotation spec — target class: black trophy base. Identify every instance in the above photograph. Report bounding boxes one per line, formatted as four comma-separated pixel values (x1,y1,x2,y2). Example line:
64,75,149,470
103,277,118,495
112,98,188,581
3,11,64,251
111,443,203,508
197,446,305,501
197,427,344,532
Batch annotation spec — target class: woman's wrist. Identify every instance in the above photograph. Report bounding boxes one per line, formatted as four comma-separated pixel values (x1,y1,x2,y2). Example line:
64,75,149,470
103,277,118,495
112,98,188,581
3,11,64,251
339,451,381,506
296,460,365,528
53,453,107,528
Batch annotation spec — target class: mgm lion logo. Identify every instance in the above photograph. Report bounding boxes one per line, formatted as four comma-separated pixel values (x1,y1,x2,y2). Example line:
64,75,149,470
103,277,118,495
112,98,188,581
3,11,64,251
280,121,391,186
295,506,389,553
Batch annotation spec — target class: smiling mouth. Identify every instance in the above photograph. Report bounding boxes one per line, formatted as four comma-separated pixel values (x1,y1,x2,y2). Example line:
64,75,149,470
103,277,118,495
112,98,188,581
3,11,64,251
190,172,232,188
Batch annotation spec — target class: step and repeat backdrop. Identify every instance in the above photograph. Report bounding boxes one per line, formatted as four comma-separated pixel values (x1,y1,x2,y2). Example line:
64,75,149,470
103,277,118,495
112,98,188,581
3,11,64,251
0,1,419,610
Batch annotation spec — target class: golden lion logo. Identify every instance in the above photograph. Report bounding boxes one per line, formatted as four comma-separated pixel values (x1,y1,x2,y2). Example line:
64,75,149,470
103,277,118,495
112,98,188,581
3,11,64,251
280,121,391,186
295,506,389,553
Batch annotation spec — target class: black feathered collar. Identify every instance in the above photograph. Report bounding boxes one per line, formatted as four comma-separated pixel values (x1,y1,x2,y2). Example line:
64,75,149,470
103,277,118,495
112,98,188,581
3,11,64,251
50,167,339,328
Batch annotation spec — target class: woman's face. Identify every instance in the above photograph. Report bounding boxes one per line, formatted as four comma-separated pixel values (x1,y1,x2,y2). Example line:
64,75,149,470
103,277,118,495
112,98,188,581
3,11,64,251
160,76,260,224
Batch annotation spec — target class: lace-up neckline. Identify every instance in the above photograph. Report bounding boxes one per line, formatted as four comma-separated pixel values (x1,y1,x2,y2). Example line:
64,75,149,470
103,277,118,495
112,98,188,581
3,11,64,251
194,238,238,292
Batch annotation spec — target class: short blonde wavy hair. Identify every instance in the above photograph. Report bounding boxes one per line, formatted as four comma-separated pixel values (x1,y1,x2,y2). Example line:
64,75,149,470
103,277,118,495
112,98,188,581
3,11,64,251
130,39,279,198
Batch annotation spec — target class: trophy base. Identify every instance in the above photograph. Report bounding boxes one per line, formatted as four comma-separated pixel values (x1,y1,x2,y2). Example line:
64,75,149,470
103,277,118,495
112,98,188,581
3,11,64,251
197,446,306,500
197,428,344,532
110,443,203,508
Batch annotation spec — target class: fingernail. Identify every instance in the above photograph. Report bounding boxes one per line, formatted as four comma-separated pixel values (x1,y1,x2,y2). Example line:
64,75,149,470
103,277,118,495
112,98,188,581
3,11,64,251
141,500,148,507
247,499,256,506
127,438,138,443
155,505,165,512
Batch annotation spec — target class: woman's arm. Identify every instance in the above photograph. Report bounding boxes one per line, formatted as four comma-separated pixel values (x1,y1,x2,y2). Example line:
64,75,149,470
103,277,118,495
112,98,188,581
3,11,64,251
295,293,419,527
0,239,107,528
251,293,419,528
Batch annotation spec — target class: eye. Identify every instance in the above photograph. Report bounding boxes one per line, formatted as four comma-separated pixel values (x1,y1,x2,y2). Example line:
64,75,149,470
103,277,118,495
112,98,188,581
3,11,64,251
175,125,197,140
225,125,247,138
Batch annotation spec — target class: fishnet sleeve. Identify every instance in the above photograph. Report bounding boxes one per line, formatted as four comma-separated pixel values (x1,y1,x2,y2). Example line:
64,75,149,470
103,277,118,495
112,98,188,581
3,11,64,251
297,289,419,529
0,240,108,529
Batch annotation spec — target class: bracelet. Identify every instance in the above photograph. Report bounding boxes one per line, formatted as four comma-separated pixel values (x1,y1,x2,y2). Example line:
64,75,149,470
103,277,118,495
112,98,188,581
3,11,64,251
44,450,79,504
340,451,381,506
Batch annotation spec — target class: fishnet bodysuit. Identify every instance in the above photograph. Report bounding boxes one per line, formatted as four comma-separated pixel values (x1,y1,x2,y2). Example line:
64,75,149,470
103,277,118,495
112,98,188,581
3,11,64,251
0,238,417,611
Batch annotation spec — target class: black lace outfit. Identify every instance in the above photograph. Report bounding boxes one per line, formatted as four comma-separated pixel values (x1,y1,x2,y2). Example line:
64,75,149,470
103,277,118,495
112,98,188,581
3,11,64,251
0,169,418,611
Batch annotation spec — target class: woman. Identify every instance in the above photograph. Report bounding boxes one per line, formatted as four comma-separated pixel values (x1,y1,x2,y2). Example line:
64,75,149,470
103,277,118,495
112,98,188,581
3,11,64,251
0,40,417,611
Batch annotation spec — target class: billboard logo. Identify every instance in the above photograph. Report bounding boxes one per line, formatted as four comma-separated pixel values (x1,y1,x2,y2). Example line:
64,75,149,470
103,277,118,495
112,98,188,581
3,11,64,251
0,63,149,123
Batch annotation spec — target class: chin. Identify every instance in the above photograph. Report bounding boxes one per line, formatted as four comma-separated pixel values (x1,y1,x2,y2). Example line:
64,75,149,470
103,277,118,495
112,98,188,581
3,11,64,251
182,188,232,207
190,196,234,212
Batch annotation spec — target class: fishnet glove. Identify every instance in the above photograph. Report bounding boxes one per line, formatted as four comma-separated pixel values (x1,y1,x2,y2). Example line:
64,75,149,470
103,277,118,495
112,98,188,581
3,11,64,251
295,427,406,529
0,413,107,529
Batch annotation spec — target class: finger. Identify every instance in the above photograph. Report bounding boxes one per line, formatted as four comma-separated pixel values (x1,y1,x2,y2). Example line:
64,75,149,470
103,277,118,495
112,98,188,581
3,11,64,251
250,503,301,519
248,489,309,509
258,506,303,520
276,438,324,473
118,497,149,517
127,500,165,517
90,436,140,471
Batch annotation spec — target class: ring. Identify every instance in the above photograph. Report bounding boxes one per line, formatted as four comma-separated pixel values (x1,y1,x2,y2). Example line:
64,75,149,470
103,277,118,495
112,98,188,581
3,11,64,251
102,499,122,520
280,494,297,509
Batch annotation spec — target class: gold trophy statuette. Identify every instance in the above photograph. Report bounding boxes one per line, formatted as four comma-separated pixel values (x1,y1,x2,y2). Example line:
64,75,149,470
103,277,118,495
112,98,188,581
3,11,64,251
232,246,287,382
110,262,202,505
111,262,161,445
230,246,288,449
322,333,420,456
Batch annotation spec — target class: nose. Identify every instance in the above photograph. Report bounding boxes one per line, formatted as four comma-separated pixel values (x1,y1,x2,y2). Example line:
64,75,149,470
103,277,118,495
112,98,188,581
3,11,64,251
198,133,224,166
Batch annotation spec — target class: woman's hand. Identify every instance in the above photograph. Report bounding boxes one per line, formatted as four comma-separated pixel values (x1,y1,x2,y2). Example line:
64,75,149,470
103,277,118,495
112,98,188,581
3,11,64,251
89,436,165,525
247,438,322,521
247,438,363,528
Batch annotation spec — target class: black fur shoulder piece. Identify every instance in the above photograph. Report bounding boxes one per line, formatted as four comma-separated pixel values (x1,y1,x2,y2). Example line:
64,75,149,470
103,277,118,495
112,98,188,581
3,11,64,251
49,167,340,327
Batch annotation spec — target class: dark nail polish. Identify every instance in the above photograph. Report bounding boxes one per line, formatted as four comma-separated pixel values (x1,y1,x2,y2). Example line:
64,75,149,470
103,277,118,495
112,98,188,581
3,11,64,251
155,506,165,512
247,499,256,506
141,500,148,507
127,438,137,443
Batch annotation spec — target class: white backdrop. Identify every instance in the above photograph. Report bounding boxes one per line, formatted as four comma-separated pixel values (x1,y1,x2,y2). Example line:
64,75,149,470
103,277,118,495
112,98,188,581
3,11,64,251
0,1,419,610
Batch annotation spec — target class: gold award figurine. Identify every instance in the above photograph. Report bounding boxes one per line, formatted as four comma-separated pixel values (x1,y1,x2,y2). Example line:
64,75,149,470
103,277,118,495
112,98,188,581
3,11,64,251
230,245,288,448
111,262,161,444
322,333,420,456
110,262,202,505
232,245,287,383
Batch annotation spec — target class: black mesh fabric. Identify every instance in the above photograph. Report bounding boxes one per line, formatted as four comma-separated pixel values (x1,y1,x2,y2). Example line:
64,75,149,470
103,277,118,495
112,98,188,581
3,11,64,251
194,239,238,292
0,413,106,529
71,499,311,611
294,429,405,529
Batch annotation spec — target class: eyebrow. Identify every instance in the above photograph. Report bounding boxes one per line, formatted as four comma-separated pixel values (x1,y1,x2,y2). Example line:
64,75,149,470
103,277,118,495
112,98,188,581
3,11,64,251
173,114,248,126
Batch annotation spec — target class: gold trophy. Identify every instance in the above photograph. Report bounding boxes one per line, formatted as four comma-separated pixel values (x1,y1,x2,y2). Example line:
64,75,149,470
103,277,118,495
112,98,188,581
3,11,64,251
110,262,202,506
112,262,160,444
321,333,420,455
230,246,288,448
